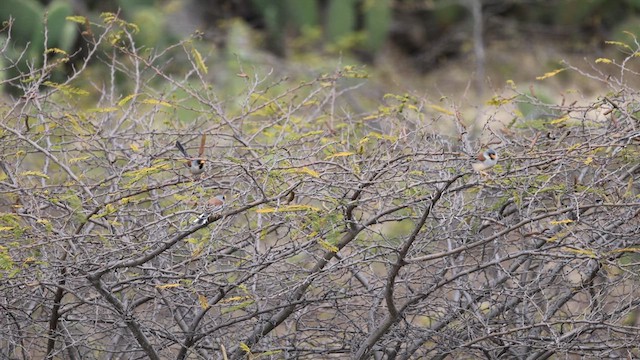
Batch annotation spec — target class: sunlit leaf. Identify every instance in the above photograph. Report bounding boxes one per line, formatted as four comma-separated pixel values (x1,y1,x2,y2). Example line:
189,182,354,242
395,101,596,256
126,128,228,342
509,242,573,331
427,104,454,115
287,167,320,178
141,99,173,107
69,156,91,164
118,94,138,106
222,300,255,314
609,247,640,254
239,342,251,354
563,247,596,258
536,68,565,80
43,81,89,96
0,250,16,271
92,203,117,219
19,171,50,180
318,239,339,253
550,219,573,225
64,113,91,134
45,48,68,56
566,143,582,152
220,296,252,303
124,163,171,184
66,15,88,24
550,115,570,124
256,205,321,213
595,58,613,64
325,151,355,159
362,113,382,121
88,107,118,113
156,283,182,289
292,130,324,140
341,65,368,78
363,131,397,142
604,40,632,51
198,294,209,309
191,47,208,75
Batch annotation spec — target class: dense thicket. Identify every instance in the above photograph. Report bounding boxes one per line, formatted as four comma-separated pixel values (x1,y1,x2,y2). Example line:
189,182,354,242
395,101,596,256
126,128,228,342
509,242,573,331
1,9,640,360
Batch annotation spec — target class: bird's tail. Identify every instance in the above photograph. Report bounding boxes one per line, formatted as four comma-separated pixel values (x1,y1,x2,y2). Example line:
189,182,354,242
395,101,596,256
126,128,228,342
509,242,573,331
193,212,209,225
175,141,189,157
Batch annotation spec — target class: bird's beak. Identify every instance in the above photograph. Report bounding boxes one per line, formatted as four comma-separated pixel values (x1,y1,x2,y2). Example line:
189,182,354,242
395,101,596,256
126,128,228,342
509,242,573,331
489,153,496,160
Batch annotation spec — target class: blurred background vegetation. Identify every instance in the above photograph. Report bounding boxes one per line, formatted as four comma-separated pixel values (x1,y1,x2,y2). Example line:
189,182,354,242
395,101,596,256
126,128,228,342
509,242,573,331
2,0,640,103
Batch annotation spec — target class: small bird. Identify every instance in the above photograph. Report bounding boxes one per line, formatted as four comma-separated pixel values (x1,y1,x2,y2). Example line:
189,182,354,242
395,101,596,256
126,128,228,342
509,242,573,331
176,134,207,177
472,149,498,174
285,190,295,204
193,194,225,225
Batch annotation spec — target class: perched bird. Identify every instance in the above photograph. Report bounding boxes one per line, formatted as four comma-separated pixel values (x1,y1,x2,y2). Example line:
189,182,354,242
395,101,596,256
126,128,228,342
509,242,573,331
285,190,295,204
472,149,498,174
176,134,207,176
193,194,225,225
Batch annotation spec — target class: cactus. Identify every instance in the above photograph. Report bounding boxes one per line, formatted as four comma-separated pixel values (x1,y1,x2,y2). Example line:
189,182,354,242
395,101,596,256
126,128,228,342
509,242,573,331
0,0,78,68
363,0,391,51
46,0,77,54
0,0,45,69
0,0,82,94
286,0,319,30
246,0,390,55
250,0,288,56
131,7,168,47
326,0,357,43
